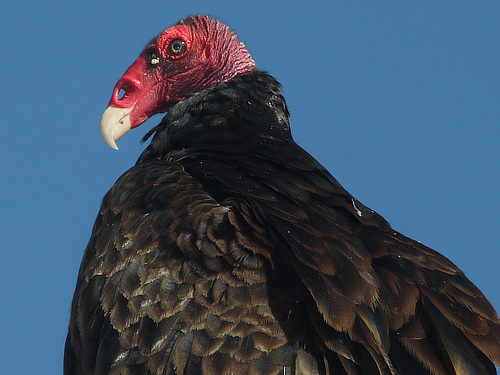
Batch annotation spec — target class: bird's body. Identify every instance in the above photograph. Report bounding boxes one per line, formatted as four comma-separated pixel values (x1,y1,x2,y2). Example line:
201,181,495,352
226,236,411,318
65,16,500,375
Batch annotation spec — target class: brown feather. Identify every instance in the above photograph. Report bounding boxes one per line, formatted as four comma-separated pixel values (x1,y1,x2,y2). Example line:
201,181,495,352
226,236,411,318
65,18,500,374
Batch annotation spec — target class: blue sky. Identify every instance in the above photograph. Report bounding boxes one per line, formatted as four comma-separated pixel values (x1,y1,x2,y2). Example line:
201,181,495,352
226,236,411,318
1,2,499,373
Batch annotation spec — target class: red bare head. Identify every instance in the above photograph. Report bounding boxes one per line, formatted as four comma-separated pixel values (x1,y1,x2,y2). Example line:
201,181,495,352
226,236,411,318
100,15,256,149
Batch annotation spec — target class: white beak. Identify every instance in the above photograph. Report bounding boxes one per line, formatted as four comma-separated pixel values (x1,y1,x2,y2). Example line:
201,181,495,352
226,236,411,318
99,105,133,150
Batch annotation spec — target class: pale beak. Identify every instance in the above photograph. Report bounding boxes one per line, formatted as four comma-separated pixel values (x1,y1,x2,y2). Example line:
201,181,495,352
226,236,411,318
99,105,133,149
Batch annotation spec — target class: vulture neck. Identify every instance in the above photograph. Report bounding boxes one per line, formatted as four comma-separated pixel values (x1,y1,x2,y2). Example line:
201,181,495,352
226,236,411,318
138,71,293,164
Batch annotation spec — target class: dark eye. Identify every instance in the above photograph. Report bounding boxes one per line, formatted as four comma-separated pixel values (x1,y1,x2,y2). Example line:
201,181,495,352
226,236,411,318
168,38,187,55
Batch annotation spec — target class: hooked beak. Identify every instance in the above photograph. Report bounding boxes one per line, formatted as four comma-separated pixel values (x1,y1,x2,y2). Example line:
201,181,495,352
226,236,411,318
99,105,133,150
99,54,164,149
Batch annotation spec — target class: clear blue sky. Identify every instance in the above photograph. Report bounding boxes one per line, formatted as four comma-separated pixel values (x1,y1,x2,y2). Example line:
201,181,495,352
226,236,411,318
1,2,499,373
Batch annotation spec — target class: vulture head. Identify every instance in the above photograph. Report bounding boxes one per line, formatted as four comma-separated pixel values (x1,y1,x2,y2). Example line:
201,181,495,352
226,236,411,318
100,15,256,149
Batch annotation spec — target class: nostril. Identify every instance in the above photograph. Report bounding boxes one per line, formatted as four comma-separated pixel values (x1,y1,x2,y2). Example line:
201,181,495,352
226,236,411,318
117,82,133,101
110,79,139,107
118,88,126,100
114,82,134,101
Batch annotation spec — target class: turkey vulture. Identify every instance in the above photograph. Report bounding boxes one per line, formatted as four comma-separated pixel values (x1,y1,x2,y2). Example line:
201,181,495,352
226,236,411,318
65,15,500,375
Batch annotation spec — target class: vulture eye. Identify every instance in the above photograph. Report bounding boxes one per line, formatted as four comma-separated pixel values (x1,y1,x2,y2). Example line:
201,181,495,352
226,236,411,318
168,38,187,56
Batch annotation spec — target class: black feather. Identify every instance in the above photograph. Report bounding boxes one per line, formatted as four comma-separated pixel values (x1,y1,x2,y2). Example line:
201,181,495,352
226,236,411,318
65,32,500,375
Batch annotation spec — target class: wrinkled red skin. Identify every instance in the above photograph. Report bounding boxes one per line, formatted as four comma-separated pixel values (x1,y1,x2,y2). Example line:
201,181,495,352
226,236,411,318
108,56,167,128
106,16,256,129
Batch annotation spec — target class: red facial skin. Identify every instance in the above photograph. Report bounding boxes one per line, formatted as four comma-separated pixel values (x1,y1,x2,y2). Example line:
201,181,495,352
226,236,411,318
106,16,256,129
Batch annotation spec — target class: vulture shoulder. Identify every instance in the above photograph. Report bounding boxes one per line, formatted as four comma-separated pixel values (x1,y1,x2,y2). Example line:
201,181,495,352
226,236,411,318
65,14,500,373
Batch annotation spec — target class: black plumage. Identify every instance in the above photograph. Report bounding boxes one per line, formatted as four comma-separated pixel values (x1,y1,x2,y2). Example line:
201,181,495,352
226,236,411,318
65,17,500,375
